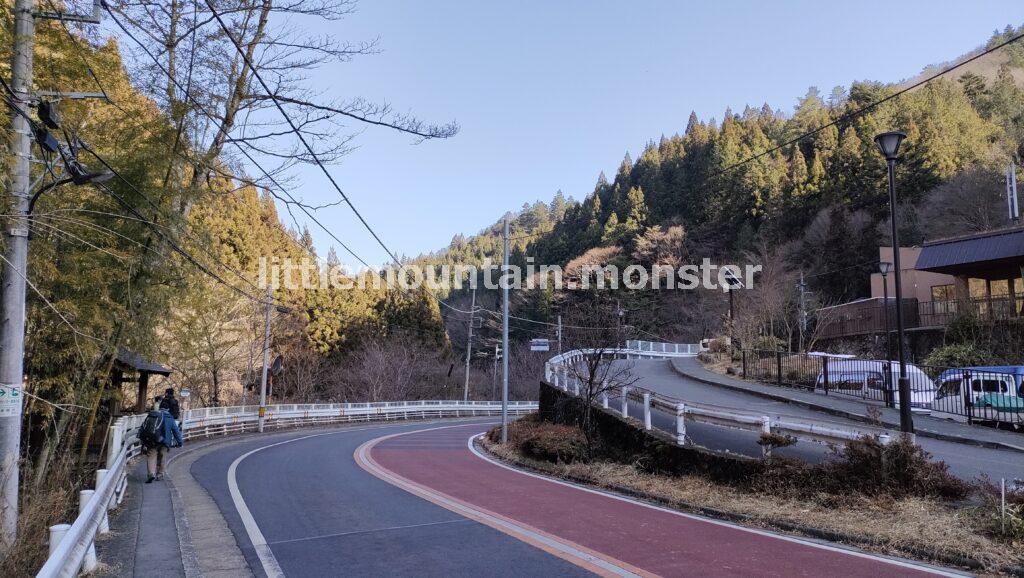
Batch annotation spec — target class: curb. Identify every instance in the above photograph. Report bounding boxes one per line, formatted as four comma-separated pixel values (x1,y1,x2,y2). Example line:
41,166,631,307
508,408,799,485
474,437,1017,576
669,359,1024,454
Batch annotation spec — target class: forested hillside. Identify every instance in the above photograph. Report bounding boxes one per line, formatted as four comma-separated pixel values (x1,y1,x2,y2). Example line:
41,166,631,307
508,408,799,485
427,24,1024,352
0,2,458,564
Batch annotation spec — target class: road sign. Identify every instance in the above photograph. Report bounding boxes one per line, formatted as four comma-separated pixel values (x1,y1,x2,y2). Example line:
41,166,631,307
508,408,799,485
180,388,191,398
530,338,550,352
0,384,21,418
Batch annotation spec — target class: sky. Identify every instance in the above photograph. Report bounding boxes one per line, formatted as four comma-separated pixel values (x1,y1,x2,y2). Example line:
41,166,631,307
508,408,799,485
262,1,1024,267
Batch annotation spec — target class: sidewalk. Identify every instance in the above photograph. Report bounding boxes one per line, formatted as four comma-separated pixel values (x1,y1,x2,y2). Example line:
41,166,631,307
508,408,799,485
671,356,1024,453
96,461,187,577
97,437,252,578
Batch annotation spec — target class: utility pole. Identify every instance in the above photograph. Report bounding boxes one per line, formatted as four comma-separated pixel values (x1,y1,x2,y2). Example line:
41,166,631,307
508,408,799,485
615,299,623,348
797,272,808,352
462,287,476,402
1008,161,1019,224
0,0,36,548
257,285,272,433
556,314,562,354
500,216,510,443
492,344,499,400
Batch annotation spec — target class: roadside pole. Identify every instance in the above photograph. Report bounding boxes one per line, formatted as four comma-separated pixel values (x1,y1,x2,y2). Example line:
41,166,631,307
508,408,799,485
556,314,562,354
462,287,476,402
258,285,272,432
500,217,510,443
797,271,807,352
492,344,499,400
0,0,36,548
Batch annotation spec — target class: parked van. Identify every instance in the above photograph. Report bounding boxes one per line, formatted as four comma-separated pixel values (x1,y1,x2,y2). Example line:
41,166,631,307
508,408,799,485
931,366,1024,428
813,359,935,412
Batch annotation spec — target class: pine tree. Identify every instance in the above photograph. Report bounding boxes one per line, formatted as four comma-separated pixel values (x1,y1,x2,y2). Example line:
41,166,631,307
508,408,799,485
621,186,649,235
788,147,809,193
601,212,623,245
685,111,700,135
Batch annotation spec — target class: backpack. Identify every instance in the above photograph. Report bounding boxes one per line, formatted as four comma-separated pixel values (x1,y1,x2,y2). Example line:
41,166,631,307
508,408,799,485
139,411,165,448
159,396,181,420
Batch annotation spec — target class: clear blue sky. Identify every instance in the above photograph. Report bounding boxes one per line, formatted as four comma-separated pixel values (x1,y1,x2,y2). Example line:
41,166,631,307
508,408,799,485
274,1,1023,267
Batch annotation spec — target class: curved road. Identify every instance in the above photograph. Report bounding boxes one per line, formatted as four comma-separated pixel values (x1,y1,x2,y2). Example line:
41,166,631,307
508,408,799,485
187,419,960,577
621,359,1024,481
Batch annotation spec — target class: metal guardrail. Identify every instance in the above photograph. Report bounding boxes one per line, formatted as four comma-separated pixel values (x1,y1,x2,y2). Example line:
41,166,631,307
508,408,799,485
36,399,536,577
546,346,891,457
625,340,702,355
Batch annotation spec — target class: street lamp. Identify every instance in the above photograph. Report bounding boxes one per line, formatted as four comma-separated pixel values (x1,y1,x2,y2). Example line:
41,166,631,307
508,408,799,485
879,261,892,362
874,130,914,435
723,269,743,350
27,168,113,215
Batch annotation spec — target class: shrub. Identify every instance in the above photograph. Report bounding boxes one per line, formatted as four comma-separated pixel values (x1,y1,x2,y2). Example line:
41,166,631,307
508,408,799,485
520,424,590,464
977,477,1024,541
708,338,729,353
750,335,785,352
754,435,969,501
823,436,969,500
489,415,590,464
757,432,796,451
924,343,993,368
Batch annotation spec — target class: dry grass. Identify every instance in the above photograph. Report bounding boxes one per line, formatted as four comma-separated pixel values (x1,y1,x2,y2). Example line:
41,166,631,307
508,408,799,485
482,435,1022,572
0,457,83,576
697,352,736,376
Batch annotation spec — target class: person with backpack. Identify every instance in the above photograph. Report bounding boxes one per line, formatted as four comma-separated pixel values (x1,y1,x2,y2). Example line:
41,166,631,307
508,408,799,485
159,387,181,421
139,402,183,483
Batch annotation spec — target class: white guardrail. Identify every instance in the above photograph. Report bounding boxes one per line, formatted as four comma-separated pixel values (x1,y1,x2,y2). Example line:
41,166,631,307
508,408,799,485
37,399,536,577
545,343,892,457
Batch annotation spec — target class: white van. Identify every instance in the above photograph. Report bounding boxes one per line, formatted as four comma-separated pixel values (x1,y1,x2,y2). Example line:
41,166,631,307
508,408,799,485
814,359,935,412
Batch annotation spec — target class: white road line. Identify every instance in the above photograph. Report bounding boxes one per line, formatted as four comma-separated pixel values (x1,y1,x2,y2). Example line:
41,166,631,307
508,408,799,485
467,433,969,578
225,420,490,578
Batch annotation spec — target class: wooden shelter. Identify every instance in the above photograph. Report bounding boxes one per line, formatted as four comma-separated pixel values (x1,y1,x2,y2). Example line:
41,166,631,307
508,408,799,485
112,347,172,414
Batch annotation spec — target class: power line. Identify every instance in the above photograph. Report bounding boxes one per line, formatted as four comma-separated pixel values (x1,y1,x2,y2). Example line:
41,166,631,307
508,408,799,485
0,83,271,306
101,3,373,271
0,80,277,306
79,144,272,291
104,4,475,316
94,180,274,305
40,0,119,108
203,2,402,266
702,30,1024,182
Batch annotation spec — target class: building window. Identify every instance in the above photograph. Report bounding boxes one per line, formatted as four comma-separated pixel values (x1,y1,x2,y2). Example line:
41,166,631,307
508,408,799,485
990,279,1009,297
931,284,954,302
969,278,987,299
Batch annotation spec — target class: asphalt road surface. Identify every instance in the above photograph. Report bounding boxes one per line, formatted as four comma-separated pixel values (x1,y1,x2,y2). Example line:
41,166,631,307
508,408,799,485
619,359,1024,482
189,419,961,577
190,420,589,577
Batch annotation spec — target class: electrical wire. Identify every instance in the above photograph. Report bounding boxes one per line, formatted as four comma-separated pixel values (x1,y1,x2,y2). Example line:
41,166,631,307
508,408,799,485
700,30,1024,182
40,0,121,109
101,3,374,271
95,181,275,305
202,4,443,280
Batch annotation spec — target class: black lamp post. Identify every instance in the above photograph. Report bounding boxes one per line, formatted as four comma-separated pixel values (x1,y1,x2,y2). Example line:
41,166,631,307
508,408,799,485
724,269,742,350
874,131,914,435
879,261,892,361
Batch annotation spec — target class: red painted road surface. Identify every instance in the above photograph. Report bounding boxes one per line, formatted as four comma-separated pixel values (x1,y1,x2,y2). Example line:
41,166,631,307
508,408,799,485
368,423,949,577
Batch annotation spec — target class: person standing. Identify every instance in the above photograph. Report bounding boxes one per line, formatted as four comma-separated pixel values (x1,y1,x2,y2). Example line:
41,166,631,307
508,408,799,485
159,387,181,421
140,407,183,483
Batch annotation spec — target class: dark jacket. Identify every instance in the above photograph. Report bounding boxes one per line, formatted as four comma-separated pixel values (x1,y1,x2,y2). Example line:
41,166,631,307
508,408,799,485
160,395,181,420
